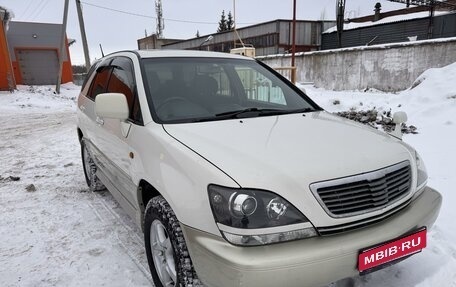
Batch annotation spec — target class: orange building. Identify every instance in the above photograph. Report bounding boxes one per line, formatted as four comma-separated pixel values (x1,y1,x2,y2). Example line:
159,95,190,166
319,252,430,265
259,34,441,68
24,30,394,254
0,9,73,91
0,8,15,91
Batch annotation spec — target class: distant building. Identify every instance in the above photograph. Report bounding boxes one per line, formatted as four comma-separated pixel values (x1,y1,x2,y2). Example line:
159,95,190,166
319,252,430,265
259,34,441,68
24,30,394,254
322,4,456,50
137,34,182,50
0,15,73,90
140,19,336,57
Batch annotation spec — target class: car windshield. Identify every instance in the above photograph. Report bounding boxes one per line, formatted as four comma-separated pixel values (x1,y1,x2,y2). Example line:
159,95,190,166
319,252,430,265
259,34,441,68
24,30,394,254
142,57,321,123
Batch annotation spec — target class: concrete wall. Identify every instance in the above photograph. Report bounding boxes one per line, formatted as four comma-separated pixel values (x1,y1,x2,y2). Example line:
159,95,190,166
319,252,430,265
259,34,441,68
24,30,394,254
259,37,456,92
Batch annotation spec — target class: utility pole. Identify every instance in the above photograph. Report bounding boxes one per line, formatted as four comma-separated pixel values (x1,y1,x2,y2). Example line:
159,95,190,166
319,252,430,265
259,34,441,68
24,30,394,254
56,0,69,94
233,0,236,48
76,0,91,72
291,0,297,84
428,0,435,39
336,0,346,48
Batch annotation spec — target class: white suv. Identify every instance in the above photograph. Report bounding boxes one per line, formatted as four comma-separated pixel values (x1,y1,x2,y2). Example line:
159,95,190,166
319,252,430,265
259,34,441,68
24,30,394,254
76,50,442,287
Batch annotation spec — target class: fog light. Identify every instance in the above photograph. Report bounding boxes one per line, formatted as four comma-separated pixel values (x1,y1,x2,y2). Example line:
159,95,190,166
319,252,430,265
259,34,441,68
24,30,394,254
267,197,287,220
231,194,257,217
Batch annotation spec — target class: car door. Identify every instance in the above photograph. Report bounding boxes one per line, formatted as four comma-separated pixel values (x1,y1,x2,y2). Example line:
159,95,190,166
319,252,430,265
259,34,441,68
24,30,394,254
78,59,113,159
92,56,142,211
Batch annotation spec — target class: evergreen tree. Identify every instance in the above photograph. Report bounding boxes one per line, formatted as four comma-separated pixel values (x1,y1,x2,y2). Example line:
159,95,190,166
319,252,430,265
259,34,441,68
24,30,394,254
217,10,227,32
227,11,234,30
196,30,200,37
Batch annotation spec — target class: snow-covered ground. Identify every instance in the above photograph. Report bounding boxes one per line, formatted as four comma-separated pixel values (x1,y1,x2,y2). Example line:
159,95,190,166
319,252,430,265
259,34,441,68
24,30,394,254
0,84,151,286
0,62,455,286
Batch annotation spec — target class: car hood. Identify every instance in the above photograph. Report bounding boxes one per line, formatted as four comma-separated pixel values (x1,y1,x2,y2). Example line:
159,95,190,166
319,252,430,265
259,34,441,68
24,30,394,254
163,111,414,225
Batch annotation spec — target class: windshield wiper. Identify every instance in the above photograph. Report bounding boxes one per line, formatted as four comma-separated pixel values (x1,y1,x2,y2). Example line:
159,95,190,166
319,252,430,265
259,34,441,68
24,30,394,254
214,107,314,119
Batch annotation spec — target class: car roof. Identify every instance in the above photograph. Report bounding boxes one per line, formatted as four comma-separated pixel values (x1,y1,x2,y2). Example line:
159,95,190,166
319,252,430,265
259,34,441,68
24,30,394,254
134,49,255,61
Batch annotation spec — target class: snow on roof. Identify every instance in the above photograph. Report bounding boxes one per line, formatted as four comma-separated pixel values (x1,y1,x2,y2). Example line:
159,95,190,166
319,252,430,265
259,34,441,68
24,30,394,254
257,36,456,59
0,6,14,21
0,6,14,30
323,11,452,34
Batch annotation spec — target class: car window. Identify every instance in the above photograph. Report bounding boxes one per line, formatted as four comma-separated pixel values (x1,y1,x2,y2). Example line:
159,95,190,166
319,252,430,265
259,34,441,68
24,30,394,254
235,66,287,105
107,57,142,124
80,62,99,97
142,58,319,123
87,66,112,100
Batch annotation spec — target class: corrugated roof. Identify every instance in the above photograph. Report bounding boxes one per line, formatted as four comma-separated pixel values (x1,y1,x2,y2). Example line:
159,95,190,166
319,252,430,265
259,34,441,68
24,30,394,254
324,11,453,34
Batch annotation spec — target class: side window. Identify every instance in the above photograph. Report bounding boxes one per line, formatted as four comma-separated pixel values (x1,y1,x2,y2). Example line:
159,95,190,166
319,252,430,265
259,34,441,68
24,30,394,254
87,66,112,100
193,64,232,99
205,67,231,97
107,57,142,124
235,66,287,106
81,62,98,97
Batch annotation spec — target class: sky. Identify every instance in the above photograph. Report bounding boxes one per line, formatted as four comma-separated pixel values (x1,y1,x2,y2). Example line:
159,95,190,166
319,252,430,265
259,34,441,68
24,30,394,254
1,0,404,65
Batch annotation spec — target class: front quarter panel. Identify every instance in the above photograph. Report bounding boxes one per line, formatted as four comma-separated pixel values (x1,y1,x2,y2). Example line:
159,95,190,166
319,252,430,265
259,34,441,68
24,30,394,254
131,122,239,236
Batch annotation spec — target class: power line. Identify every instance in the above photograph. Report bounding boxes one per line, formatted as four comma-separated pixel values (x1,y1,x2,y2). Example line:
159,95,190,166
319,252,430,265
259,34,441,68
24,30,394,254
19,0,35,19
23,0,45,19
31,0,51,21
80,1,253,25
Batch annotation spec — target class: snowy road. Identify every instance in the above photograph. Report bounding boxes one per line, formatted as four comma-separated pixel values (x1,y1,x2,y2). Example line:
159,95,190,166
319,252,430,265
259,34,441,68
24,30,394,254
1,66,455,287
0,86,151,286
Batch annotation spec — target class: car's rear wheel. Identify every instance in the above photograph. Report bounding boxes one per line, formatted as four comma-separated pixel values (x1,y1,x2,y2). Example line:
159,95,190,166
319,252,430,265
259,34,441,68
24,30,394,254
144,196,202,287
81,141,105,192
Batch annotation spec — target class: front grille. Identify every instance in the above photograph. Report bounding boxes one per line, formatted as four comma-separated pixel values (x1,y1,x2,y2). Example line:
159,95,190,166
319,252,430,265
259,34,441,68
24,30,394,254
310,161,412,218
317,199,411,236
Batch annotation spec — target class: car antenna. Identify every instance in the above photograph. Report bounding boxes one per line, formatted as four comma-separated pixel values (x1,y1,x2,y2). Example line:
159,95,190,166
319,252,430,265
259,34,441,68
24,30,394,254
99,44,105,57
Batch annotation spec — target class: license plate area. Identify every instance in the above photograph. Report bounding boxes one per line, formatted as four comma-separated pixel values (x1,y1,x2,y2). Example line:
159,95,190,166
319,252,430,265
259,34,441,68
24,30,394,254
358,228,427,273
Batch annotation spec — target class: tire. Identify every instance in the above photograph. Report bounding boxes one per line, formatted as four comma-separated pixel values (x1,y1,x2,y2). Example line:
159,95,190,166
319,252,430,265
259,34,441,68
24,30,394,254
81,140,105,192
144,196,202,287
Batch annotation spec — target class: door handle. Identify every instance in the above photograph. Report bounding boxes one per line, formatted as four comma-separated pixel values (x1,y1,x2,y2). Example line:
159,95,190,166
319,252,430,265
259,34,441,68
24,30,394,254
96,117,104,125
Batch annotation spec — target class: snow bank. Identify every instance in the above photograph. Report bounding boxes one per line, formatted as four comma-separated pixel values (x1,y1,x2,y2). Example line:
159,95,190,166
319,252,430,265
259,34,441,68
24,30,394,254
0,84,80,113
409,62,456,100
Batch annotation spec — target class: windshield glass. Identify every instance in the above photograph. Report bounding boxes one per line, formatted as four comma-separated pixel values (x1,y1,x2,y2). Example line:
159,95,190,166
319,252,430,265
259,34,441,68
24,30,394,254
142,57,320,123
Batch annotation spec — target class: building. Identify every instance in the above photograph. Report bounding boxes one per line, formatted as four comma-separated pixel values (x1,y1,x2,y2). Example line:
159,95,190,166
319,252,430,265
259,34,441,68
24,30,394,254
0,13,73,90
322,3,456,50
137,33,182,50
151,19,336,57
0,7,14,91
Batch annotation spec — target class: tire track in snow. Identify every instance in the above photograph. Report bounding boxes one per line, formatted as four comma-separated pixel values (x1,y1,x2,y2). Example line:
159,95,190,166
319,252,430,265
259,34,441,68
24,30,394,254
87,191,153,284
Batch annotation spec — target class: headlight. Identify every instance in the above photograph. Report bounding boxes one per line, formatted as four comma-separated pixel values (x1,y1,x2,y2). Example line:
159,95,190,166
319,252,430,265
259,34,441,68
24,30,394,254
415,151,428,191
208,185,317,246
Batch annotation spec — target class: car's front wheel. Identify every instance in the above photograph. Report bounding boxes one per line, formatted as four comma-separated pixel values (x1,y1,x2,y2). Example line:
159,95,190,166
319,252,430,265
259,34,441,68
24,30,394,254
144,196,201,287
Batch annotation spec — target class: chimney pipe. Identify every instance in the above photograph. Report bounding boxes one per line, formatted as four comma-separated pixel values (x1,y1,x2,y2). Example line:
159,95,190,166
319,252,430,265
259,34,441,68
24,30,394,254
374,2,382,22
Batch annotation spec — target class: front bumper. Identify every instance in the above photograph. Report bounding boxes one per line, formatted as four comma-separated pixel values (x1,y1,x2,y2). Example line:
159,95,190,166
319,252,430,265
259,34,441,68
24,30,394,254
181,187,442,287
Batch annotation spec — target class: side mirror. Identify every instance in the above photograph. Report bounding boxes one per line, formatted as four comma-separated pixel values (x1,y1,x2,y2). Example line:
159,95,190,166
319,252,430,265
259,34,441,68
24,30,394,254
393,111,408,124
390,111,408,139
95,93,129,121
